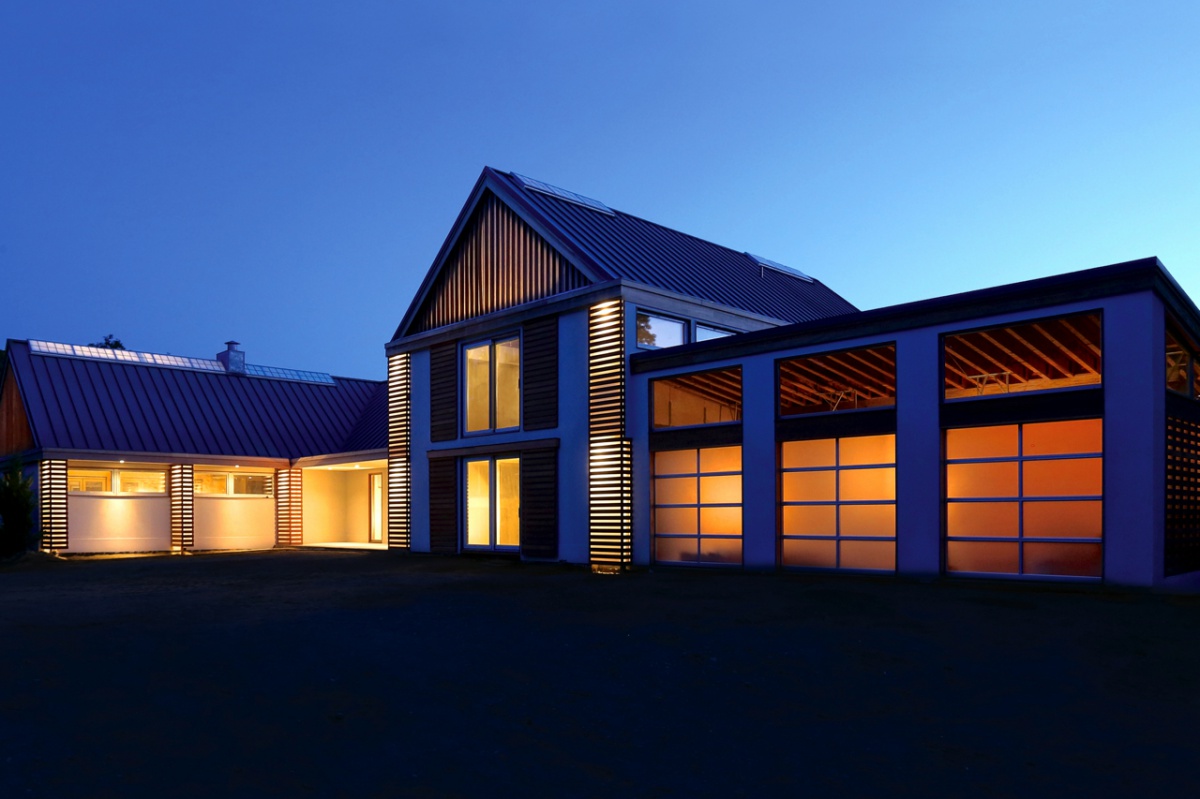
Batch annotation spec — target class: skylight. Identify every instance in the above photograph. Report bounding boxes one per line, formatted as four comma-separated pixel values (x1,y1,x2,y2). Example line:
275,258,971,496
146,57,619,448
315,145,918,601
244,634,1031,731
510,172,615,216
746,253,814,283
28,340,337,385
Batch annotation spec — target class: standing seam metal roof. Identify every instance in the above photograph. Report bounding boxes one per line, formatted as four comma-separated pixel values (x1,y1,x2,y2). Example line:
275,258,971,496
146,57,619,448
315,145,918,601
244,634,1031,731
6,341,385,459
489,169,859,323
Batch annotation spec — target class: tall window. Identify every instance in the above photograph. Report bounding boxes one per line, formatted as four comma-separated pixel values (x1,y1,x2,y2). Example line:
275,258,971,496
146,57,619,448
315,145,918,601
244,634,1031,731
779,435,896,571
465,457,520,550
465,337,520,433
653,446,742,565
945,419,1102,578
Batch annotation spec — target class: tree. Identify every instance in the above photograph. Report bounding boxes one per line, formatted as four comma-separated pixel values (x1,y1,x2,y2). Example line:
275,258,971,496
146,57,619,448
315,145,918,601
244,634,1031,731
88,334,125,349
0,459,36,558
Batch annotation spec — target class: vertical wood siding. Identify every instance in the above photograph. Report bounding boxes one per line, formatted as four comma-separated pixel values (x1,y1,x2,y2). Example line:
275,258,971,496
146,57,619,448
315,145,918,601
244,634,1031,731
429,343,459,442
428,457,458,553
409,193,591,334
39,459,68,551
275,468,303,546
0,370,35,455
520,448,558,559
522,316,559,431
169,464,194,551
387,353,412,549
588,301,633,568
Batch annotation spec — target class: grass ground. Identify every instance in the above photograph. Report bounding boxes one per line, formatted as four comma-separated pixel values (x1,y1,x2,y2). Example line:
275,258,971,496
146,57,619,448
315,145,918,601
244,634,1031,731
2,550,1198,797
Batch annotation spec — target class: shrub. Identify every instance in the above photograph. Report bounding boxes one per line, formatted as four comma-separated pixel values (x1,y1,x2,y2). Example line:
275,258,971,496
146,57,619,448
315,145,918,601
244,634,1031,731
0,460,36,557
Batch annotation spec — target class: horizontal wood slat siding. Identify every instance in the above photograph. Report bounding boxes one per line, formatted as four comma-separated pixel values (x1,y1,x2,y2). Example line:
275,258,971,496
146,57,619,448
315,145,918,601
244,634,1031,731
522,316,558,431
429,343,458,442
275,468,303,546
520,448,558,559
0,370,35,455
39,459,67,551
588,301,633,568
169,464,194,551
428,457,458,553
410,193,591,334
388,353,412,549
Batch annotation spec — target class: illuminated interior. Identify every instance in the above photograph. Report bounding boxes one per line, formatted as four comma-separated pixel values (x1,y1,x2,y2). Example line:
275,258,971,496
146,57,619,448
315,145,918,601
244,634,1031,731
944,313,1102,399
652,367,741,428
945,419,1103,577
465,337,521,432
300,459,388,548
68,467,166,494
653,446,743,565
194,469,273,496
465,456,521,549
778,345,896,416
779,434,896,571
1166,326,1200,398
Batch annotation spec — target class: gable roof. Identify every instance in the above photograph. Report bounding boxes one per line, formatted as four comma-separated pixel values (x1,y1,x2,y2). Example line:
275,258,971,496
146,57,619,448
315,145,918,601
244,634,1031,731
392,168,857,339
4,340,384,460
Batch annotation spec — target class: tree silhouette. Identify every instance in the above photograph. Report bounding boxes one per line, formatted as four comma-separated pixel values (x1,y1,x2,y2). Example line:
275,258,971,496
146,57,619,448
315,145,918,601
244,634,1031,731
88,335,125,350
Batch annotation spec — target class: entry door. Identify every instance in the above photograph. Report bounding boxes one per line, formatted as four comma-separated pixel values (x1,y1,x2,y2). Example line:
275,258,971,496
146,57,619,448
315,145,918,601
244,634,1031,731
369,473,383,543
464,457,520,550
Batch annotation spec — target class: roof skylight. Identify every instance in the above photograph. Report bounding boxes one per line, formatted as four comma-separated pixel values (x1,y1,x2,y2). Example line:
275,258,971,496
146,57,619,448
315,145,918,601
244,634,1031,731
510,172,615,216
746,253,814,283
28,340,337,385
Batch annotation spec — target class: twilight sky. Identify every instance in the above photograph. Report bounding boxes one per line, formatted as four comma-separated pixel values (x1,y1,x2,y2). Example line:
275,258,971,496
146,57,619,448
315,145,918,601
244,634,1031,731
3,1,1199,380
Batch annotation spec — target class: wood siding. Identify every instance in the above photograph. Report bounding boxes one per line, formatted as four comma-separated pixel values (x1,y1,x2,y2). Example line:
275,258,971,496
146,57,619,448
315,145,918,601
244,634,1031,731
522,316,559,431
430,342,458,442
39,459,67,551
520,448,558,559
428,457,458,553
588,300,633,568
408,192,591,334
275,468,303,546
388,353,412,549
0,369,34,456
169,464,194,551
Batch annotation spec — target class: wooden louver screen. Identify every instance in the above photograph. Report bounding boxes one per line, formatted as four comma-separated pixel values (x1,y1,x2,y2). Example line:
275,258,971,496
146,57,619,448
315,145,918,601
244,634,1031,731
588,300,633,568
169,464,194,551
409,192,591,333
520,448,558,559
388,353,412,549
1166,414,1200,576
275,468,303,546
39,459,68,551
523,315,559,430
429,342,458,442
428,457,458,553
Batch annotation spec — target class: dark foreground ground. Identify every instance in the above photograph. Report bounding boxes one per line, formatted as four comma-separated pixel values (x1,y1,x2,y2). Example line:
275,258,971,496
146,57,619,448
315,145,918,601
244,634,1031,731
1,551,1198,798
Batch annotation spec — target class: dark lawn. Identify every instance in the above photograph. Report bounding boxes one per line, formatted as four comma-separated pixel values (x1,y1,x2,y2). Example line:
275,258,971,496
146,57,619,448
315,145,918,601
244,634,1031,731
1,550,1197,798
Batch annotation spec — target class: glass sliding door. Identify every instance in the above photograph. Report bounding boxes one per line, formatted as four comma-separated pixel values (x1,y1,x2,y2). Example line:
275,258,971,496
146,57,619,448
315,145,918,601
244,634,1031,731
464,457,521,551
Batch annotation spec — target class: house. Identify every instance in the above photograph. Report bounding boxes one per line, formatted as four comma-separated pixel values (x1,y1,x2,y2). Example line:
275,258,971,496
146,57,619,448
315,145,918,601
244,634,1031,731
0,340,388,553
383,168,1200,590
4,166,1200,591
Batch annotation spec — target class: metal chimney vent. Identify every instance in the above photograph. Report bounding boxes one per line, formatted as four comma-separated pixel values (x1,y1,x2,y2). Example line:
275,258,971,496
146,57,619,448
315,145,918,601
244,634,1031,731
217,341,246,374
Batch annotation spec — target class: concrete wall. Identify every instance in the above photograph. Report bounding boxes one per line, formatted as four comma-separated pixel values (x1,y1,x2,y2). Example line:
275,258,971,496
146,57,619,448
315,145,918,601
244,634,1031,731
194,496,275,550
65,494,170,553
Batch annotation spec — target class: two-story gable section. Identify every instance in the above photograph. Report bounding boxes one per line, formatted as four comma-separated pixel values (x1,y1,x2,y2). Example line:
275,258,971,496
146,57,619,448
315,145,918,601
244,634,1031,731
385,167,857,568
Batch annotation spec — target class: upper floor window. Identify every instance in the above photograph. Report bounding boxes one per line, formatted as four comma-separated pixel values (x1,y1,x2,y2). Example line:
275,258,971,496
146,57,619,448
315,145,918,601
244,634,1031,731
696,325,733,342
1166,326,1200,399
653,367,742,429
465,337,520,433
778,344,897,417
636,312,686,350
943,312,1101,400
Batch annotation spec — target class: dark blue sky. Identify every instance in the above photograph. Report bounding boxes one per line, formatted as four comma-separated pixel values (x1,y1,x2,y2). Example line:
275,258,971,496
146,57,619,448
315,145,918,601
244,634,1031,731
4,1,1199,379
